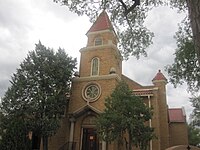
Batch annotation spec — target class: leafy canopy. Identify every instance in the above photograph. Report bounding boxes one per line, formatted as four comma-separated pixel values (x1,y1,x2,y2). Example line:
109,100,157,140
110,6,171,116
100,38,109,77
53,0,190,59
96,81,154,150
166,17,200,92
188,123,200,147
190,96,200,128
53,0,200,94
0,41,77,149
53,0,200,95
187,96,200,148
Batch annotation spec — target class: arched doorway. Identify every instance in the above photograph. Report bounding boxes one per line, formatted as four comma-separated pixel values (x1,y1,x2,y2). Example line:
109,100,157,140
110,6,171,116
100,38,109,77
81,115,99,150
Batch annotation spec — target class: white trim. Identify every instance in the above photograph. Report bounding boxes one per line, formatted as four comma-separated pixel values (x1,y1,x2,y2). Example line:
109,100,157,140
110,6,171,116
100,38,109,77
79,42,123,60
80,43,117,51
86,29,117,38
79,43,122,61
182,107,186,116
152,80,167,84
71,104,102,116
79,128,83,150
72,74,121,82
133,87,158,92
82,82,102,102
91,57,100,76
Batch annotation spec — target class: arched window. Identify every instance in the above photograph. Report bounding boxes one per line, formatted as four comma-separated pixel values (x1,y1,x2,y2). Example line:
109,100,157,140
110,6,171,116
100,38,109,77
94,37,103,46
91,57,99,76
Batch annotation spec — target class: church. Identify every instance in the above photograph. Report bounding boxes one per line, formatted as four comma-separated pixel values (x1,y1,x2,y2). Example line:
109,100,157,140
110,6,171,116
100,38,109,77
48,11,188,150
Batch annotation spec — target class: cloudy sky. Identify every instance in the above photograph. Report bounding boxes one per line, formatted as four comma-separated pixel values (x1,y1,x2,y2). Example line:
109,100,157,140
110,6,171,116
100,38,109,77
0,0,193,120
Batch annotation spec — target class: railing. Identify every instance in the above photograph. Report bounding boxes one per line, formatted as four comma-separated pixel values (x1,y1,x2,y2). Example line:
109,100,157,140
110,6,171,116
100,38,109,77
58,142,76,150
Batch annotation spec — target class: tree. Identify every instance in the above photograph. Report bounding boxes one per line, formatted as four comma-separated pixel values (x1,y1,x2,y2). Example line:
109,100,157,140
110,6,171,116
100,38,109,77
165,17,200,92
53,0,200,93
188,96,200,147
184,0,200,66
54,0,200,63
54,0,160,59
0,41,77,150
190,96,200,127
0,116,32,150
96,82,154,150
188,123,200,147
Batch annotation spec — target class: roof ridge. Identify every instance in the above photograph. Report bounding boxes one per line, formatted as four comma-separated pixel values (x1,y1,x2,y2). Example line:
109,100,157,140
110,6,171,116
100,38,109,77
152,69,167,82
86,10,114,34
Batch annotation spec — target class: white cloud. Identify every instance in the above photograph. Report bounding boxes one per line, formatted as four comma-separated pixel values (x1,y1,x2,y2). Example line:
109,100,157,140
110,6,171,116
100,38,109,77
0,1,193,119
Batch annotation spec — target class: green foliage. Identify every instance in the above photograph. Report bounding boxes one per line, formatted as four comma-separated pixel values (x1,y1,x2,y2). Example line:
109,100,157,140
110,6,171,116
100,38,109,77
190,96,200,127
0,41,77,149
166,18,200,92
169,0,187,12
54,0,200,94
0,116,32,150
189,96,200,147
52,0,192,60
96,81,154,150
54,0,169,59
188,124,200,147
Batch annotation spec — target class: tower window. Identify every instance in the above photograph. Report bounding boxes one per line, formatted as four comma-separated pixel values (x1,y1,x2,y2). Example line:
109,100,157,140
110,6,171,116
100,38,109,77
94,37,103,46
91,57,99,76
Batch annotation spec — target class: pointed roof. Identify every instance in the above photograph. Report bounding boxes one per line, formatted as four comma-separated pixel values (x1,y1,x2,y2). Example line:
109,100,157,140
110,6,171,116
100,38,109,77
152,70,167,82
87,10,114,34
70,105,102,118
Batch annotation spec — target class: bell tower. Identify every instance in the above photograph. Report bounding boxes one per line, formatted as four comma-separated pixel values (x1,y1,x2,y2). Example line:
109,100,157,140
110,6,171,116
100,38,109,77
79,10,122,77
68,10,122,150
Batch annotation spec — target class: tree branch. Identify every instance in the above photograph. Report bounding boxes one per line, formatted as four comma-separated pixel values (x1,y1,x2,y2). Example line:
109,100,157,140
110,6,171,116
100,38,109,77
118,0,140,16
125,0,140,15
118,0,128,12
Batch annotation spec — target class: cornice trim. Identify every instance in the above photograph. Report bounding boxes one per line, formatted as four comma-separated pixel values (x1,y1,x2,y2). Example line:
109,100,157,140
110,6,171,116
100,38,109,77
72,74,121,82
79,43,122,60
86,29,115,36
80,43,118,52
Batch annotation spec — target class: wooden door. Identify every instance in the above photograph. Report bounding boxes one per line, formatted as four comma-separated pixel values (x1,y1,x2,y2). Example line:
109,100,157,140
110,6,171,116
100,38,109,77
82,128,99,150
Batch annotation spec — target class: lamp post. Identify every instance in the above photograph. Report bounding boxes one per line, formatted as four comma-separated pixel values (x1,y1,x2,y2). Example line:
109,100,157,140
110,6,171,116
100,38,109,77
187,145,191,150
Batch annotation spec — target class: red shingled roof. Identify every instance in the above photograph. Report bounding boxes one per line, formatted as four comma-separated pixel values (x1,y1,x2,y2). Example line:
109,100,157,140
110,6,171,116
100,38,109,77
168,108,186,123
87,10,114,34
152,70,167,81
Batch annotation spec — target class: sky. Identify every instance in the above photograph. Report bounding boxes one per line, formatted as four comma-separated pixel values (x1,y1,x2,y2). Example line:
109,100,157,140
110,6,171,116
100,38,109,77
0,0,193,120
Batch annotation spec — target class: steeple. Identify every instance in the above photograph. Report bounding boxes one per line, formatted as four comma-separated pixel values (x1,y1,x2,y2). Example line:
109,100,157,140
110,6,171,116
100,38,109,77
152,70,167,84
86,10,114,34
85,10,118,47
79,10,121,77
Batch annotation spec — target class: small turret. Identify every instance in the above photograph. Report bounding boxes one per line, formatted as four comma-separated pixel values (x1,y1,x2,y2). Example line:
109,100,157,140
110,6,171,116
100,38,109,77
152,69,170,148
152,70,167,85
79,10,122,77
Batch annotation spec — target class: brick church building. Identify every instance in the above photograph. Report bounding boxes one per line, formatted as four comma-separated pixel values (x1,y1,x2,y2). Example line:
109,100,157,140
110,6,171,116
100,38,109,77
48,11,188,150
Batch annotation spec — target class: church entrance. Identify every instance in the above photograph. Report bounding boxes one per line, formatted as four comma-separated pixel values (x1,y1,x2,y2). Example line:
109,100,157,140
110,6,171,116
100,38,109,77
81,128,99,150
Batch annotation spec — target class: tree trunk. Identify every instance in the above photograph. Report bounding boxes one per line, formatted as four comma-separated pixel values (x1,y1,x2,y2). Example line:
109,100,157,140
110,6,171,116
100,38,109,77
128,133,132,150
186,0,200,65
42,136,48,150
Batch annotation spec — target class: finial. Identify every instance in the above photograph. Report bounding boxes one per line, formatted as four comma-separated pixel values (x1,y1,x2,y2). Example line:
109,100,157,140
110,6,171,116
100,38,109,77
152,69,167,82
